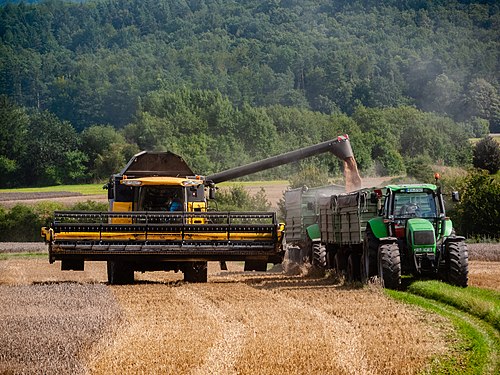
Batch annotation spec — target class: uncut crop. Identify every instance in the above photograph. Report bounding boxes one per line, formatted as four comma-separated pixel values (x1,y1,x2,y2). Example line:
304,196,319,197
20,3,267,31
0,283,121,374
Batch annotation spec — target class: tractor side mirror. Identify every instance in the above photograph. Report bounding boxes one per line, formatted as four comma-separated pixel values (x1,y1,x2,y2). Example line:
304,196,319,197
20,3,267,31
209,187,216,200
452,191,460,202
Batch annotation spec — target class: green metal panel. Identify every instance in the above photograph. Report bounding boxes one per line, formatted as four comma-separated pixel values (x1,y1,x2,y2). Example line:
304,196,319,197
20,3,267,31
306,224,321,241
367,217,389,239
442,218,454,237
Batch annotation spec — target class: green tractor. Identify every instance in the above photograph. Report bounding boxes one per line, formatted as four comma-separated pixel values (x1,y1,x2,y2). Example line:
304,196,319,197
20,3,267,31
361,184,468,288
290,183,469,288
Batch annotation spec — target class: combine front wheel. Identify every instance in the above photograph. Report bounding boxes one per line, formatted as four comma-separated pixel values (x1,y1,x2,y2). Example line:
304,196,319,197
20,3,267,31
107,261,134,285
184,261,208,283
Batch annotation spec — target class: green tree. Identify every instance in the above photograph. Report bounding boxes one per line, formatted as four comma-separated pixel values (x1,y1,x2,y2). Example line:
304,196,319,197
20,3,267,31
455,171,500,239
0,96,28,186
473,136,500,174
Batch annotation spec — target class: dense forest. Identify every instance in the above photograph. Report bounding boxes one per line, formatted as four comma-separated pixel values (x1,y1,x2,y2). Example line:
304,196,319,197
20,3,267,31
0,0,499,187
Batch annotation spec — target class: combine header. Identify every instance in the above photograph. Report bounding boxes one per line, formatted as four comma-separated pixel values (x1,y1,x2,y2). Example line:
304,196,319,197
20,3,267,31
42,136,355,284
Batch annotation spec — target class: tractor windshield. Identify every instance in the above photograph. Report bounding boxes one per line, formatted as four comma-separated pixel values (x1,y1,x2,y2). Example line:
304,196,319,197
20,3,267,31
393,191,438,219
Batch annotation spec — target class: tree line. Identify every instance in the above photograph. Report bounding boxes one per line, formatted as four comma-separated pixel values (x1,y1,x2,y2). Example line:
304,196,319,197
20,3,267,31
0,90,476,187
0,0,498,132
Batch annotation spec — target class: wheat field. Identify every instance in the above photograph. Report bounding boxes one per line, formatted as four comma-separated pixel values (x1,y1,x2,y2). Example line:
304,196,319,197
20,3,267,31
1,257,498,374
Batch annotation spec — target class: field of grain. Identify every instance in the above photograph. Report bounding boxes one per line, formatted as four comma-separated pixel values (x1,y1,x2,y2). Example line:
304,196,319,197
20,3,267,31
0,242,498,374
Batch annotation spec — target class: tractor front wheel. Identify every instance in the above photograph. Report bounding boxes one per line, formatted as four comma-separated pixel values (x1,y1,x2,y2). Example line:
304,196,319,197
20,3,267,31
447,241,468,287
377,243,401,289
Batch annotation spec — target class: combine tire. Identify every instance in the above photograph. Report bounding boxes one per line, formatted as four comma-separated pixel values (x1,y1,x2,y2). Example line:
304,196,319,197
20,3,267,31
312,242,327,269
447,241,468,287
377,243,401,289
184,261,208,283
107,261,134,285
361,227,379,282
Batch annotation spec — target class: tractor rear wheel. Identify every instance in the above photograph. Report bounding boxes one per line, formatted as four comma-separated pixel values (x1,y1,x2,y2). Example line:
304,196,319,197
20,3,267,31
184,261,208,283
107,261,134,285
377,243,401,289
447,241,468,287
312,242,327,269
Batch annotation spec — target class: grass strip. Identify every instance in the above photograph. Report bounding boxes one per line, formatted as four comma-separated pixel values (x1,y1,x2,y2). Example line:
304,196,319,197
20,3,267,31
387,290,499,375
408,280,500,331
0,184,106,195
0,252,47,260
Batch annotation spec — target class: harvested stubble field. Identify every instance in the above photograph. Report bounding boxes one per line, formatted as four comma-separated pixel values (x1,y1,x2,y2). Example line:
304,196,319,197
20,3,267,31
0,243,499,375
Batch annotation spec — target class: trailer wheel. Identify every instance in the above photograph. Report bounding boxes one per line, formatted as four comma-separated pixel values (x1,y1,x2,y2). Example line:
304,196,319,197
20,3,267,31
347,253,361,282
361,227,379,282
312,243,327,269
447,241,468,287
184,261,208,283
377,243,401,289
284,246,301,274
334,251,347,276
107,261,134,285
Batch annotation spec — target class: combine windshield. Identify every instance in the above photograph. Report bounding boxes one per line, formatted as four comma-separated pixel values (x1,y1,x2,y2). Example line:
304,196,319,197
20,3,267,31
136,186,184,211
393,191,439,219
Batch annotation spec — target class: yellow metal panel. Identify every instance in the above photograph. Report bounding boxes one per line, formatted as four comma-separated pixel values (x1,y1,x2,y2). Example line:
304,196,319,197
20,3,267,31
112,202,132,224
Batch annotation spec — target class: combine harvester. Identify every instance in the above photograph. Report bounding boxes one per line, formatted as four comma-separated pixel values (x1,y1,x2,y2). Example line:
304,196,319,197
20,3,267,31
284,178,468,288
42,136,356,284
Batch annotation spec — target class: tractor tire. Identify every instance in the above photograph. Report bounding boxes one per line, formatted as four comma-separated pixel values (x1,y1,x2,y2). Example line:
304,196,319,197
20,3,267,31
377,243,401,289
347,253,361,282
107,261,134,285
312,242,327,269
184,261,208,283
361,227,379,282
447,241,468,287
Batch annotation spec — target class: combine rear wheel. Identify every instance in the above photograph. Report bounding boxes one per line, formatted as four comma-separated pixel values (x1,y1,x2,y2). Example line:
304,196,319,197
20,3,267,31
107,261,134,285
184,261,208,283
447,241,468,287
377,243,401,289
312,242,327,269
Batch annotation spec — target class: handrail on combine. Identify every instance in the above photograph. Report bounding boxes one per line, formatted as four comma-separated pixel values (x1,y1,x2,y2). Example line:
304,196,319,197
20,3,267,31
50,211,278,245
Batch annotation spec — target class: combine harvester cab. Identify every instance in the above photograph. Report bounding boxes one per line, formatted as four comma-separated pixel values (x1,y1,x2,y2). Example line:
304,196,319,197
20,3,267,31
297,182,468,289
42,136,356,284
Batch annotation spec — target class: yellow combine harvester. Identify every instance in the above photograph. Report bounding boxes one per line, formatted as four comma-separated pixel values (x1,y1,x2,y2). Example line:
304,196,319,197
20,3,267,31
42,136,354,284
